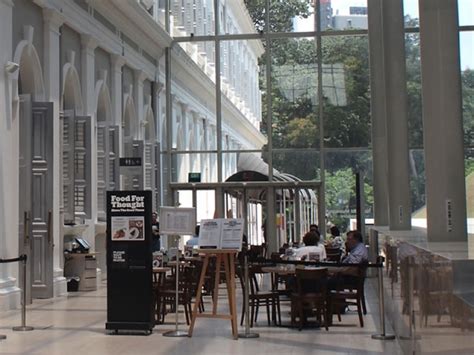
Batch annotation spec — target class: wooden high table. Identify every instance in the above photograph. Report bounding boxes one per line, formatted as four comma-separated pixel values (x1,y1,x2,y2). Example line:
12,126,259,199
188,249,239,339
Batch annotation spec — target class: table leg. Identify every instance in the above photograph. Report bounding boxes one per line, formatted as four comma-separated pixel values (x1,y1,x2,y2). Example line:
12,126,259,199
189,255,210,337
223,253,236,338
228,254,238,340
212,254,222,316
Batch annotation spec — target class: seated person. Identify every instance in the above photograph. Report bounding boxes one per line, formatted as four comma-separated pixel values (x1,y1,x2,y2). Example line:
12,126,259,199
341,230,368,264
294,231,327,261
329,230,368,278
329,225,345,250
186,225,200,246
309,224,319,234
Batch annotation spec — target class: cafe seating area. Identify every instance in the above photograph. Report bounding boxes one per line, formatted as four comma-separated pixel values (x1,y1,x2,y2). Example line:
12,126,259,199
152,242,371,333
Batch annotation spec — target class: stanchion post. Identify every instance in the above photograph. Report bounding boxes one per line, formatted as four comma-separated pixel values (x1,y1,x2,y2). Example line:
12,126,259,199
13,255,34,332
238,253,259,339
372,256,395,340
163,245,188,337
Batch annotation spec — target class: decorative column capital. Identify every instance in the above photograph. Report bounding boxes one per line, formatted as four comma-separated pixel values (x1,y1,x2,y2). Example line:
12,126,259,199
43,8,64,32
111,53,126,70
155,81,164,94
81,33,98,53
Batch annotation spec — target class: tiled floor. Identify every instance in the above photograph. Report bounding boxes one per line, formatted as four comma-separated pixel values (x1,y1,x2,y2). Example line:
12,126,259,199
0,279,402,355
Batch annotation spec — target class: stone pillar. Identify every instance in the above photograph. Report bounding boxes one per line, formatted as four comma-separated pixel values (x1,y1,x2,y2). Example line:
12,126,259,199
81,34,98,248
111,54,125,127
43,8,66,296
0,0,21,311
80,35,97,115
382,0,412,230
419,0,467,241
367,0,389,226
134,70,147,140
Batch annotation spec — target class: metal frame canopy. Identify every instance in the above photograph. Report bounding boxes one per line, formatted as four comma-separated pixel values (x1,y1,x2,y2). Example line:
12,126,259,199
169,180,322,253
169,181,321,190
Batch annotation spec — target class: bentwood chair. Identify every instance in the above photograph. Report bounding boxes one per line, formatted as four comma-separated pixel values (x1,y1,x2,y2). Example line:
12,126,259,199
290,267,329,331
238,265,281,327
329,263,367,327
325,246,342,262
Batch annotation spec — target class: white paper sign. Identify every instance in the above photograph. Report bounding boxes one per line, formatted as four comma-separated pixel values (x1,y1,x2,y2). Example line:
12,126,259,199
198,218,244,251
221,219,244,250
198,219,222,249
159,207,196,235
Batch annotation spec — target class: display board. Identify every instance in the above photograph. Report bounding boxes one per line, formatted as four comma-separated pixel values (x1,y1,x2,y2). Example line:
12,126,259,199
198,218,244,250
159,207,196,235
106,190,154,334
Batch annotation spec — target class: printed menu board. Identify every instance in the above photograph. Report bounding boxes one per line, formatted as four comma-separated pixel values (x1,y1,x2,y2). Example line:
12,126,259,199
159,207,196,235
198,218,244,251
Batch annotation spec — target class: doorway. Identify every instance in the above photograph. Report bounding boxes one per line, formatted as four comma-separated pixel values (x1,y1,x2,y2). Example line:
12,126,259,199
18,95,54,302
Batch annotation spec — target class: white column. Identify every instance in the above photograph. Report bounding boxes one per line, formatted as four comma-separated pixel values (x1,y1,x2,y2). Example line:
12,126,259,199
419,0,467,241
154,81,164,144
111,54,125,127
111,53,125,164
134,70,147,140
43,8,67,296
0,0,20,311
181,103,191,180
367,0,389,226
81,35,97,115
81,34,98,249
382,0,411,230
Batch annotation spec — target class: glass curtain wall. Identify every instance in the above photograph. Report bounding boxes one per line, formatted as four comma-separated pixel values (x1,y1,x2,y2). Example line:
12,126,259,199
164,0,373,237
161,0,473,236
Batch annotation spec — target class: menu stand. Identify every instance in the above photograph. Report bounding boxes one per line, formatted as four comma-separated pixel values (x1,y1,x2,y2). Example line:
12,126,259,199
188,249,238,340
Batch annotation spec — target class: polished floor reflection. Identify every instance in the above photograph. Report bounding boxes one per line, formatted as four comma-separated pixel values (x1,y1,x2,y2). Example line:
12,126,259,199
0,281,401,355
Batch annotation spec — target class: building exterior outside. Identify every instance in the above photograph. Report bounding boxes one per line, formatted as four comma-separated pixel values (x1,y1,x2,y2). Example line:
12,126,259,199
0,0,264,311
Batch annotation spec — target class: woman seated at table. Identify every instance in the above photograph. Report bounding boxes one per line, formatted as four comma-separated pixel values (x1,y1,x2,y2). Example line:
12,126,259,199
294,231,327,261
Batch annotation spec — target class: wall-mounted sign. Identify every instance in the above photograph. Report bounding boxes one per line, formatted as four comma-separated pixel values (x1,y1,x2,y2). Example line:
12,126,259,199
120,157,142,167
188,172,201,183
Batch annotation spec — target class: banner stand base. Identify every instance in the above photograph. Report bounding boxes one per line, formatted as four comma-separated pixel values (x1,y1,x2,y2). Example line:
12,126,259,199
163,330,188,337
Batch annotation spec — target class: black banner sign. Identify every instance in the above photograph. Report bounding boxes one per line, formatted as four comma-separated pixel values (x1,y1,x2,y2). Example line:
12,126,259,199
106,190,154,334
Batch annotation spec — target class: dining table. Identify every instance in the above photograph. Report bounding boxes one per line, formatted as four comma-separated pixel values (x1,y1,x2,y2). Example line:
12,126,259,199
262,264,337,292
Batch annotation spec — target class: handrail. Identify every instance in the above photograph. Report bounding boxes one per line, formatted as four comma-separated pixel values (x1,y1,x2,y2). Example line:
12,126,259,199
0,255,27,264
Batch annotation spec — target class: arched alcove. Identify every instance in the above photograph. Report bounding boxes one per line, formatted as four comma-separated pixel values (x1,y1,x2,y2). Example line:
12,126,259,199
62,64,83,114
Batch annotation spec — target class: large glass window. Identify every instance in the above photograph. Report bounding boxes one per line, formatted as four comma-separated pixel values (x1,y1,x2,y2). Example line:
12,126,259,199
166,0,474,232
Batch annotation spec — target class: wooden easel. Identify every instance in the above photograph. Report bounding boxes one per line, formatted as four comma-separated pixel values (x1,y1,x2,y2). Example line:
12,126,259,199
188,249,239,339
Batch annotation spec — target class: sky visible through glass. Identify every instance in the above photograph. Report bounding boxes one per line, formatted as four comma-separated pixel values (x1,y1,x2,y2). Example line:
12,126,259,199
295,0,473,70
